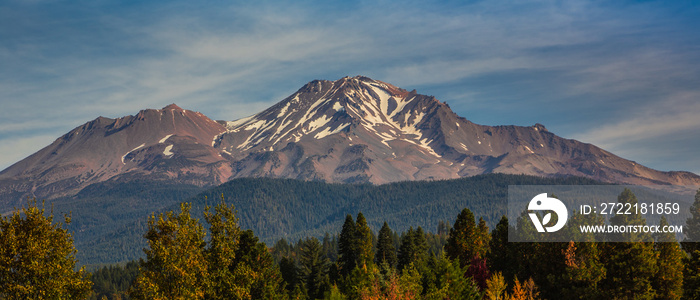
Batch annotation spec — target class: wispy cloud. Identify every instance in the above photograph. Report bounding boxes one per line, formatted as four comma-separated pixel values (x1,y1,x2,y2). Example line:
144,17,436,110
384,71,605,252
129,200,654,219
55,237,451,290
0,0,699,173
572,91,700,174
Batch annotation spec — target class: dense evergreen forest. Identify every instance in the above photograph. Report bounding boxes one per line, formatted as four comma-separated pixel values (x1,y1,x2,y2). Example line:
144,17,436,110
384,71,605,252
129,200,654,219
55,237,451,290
49,174,605,265
79,187,700,300
47,180,205,265
182,174,603,245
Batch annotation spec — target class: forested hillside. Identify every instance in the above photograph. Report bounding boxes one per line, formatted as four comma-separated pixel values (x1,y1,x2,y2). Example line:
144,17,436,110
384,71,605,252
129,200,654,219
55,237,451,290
52,174,603,265
183,174,603,245
47,180,205,266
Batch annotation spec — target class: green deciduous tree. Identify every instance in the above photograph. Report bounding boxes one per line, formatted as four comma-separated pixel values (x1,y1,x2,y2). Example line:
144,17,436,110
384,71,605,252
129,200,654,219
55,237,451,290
131,200,287,300
0,199,92,299
204,200,248,299
130,203,208,300
484,272,508,300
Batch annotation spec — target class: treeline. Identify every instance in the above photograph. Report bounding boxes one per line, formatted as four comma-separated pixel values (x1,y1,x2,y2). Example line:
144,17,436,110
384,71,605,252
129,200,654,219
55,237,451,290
5,188,700,299
38,174,604,265
86,188,700,299
184,174,603,244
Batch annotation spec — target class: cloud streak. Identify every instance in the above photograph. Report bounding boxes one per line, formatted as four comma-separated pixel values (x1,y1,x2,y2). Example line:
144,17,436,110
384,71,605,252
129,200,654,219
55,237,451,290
0,0,699,174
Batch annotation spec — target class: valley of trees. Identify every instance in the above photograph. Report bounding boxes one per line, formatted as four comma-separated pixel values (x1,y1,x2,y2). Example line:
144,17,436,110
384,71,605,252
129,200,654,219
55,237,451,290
4,187,700,299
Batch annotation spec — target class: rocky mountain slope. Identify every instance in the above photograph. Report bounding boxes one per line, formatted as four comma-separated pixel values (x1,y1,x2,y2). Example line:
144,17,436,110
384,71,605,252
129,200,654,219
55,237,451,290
1,76,698,207
0,104,229,204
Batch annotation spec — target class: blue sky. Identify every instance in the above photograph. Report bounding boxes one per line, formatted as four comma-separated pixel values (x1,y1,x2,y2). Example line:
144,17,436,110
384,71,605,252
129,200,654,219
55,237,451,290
1,0,699,174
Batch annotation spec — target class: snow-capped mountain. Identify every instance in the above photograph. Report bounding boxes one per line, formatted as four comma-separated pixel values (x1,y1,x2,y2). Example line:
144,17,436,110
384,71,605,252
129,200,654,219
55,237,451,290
211,76,700,185
1,76,699,206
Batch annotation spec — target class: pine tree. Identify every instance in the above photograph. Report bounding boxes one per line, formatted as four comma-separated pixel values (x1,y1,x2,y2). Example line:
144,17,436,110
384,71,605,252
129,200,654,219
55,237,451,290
559,240,605,300
437,220,450,237
355,213,374,269
653,216,683,300
510,210,544,289
683,189,700,253
525,240,572,299
476,217,491,258
280,257,301,294
337,215,357,277
0,199,92,299
488,216,515,283
544,210,605,299
299,237,330,299
683,250,700,299
130,203,209,300
375,222,398,268
397,227,416,272
445,208,484,268
397,227,429,271
343,263,377,299
601,188,658,300
235,230,288,299
413,227,428,261
322,233,338,262
422,255,482,300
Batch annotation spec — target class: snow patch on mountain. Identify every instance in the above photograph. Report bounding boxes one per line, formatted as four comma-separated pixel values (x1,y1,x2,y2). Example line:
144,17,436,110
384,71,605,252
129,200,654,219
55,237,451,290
121,143,145,164
307,115,333,133
159,134,173,144
226,116,255,131
314,123,350,139
163,145,174,157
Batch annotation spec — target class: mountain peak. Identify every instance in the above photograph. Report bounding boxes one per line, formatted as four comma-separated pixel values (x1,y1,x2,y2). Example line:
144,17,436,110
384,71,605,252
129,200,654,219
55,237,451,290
162,103,183,110
533,123,548,132
217,76,450,155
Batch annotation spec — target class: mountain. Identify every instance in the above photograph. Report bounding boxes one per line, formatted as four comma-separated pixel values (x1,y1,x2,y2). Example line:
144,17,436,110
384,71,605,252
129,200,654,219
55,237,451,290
0,104,229,205
212,76,700,185
1,76,699,207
